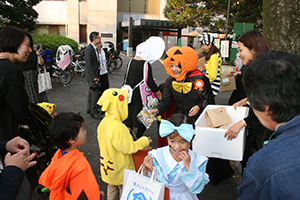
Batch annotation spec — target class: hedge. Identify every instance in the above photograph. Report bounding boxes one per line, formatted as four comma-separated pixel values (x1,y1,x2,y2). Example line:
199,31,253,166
31,34,79,54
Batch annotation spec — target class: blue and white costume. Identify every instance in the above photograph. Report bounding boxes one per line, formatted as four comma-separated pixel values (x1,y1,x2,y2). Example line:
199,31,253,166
149,146,209,200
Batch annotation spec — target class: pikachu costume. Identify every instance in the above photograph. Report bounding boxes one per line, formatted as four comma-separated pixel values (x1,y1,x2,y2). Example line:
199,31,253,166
97,88,150,185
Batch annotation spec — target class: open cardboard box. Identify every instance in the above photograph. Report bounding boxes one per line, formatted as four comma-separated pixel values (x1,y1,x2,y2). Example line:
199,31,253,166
192,105,249,161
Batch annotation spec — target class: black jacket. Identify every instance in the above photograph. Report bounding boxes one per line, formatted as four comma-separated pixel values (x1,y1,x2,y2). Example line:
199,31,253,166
0,59,29,141
156,70,215,122
84,44,100,81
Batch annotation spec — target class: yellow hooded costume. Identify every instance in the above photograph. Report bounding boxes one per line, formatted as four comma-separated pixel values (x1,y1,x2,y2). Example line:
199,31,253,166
97,88,150,185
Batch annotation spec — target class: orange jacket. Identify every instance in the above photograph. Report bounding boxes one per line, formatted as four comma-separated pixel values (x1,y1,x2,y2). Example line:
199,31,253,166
39,149,100,200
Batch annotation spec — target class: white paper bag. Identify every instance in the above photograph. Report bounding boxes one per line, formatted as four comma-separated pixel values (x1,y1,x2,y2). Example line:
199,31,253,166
38,67,52,93
121,165,165,200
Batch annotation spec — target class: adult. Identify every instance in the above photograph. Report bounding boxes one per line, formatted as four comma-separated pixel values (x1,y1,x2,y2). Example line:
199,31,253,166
97,41,109,102
224,30,273,169
17,40,48,104
0,26,37,200
0,136,37,200
85,31,102,119
187,40,194,49
123,36,164,139
0,26,31,141
200,34,222,96
238,51,300,199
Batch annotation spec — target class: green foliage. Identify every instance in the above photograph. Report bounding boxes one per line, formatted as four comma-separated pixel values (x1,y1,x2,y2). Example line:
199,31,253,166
164,0,263,33
164,0,206,27
31,34,79,54
0,0,42,31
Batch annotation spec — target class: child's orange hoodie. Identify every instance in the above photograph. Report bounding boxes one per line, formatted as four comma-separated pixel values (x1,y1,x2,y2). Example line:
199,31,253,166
39,149,100,200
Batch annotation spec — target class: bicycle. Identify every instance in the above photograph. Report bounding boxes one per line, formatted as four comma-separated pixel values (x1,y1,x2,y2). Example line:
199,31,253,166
72,46,86,77
104,41,123,73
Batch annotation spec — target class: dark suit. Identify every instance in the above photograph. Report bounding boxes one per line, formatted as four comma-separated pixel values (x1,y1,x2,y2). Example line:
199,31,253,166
85,44,101,115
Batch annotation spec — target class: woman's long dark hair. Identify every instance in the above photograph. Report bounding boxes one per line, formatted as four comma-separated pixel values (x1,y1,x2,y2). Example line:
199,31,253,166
205,44,221,61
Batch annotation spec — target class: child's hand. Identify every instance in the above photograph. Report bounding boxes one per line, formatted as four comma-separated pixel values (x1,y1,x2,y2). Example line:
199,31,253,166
148,137,153,144
143,154,154,173
179,151,191,171
188,105,200,117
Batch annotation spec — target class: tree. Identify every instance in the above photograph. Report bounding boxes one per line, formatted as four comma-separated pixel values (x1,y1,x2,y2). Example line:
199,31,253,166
164,0,263,33
263,0,300,55
164,0,206,27
0,0,42,31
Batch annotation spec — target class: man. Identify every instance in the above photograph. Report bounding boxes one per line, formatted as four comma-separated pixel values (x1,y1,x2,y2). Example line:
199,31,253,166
85,31,102,119
238,51,300,199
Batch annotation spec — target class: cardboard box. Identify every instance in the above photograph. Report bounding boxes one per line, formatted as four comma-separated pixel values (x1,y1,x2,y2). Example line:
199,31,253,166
193,105,249,161
219,75,236,93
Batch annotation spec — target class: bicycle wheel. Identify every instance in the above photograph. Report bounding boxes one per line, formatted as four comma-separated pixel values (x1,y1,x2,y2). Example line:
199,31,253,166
114,57,123,70
107,59,116,73
78,60,85,77
58,66,75,86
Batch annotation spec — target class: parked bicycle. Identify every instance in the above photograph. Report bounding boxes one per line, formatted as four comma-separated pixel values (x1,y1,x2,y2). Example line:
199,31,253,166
72,46,86,77
41,46,75,86
103,41,123,73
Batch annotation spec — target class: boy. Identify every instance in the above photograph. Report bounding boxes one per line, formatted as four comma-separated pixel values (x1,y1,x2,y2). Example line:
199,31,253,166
97,88,152,200
39,112,103,200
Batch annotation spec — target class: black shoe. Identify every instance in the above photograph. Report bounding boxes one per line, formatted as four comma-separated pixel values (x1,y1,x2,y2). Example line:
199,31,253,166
91,113,103,119
86,110,91,114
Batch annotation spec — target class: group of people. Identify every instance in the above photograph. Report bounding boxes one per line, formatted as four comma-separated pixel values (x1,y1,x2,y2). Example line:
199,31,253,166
1,24,300,200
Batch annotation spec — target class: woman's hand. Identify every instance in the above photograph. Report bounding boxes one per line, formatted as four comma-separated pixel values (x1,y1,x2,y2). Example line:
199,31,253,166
4,149,37,171
179,151,191,171
143,154,154,173
224,120,245,140
6,136,30,154
188,105,200,117
233,98,248,110
149,108,159,116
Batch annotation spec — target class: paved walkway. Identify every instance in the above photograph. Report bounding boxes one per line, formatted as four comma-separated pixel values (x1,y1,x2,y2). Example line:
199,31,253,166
32,55,240,199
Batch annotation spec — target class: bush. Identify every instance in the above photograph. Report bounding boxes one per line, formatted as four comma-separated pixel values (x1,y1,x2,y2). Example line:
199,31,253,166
31,34,79,54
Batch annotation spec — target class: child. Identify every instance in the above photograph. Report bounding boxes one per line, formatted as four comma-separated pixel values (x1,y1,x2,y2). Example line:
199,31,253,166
143,114,209,200
97,88,152,200
37,102,57,118
39,112,103,200
200,34,222,96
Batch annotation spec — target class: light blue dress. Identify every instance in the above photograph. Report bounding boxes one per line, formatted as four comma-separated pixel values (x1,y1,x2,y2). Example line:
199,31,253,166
149,146,209,200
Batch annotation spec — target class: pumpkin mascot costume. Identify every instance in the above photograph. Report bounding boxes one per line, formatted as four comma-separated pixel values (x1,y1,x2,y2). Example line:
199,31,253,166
155,46,215,147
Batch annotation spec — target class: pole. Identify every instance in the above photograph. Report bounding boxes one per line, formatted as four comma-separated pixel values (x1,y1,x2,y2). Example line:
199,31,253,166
225,0,231,40
127,17,134,57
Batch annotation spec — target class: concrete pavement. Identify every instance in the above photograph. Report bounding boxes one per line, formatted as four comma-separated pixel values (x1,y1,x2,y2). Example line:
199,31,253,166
31,55,240,200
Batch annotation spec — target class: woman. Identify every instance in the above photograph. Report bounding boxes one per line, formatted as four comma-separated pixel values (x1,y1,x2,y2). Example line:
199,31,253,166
0,26,36,200
123,36,164,139
224,30,273,169
0,26,31,141
17,38,48,104
97,42,109,100
200,34,222,96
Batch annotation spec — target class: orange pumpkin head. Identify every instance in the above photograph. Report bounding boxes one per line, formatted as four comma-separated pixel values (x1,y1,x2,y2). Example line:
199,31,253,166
163,46,198,81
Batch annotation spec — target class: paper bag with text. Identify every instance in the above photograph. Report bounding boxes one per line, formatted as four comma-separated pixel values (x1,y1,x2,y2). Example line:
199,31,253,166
219,75,236,93
206,107,232,128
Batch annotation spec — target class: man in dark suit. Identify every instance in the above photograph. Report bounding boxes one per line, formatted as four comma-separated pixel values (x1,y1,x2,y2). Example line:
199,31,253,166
85,31,102,119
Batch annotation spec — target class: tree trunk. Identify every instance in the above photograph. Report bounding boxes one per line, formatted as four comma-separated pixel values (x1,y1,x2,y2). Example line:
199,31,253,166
263,0,300,55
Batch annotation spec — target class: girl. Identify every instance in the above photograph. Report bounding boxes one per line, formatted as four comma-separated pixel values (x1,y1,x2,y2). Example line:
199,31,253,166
143,114,209,200
150,46,214,123
200,34,222,96
150,46,214,147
